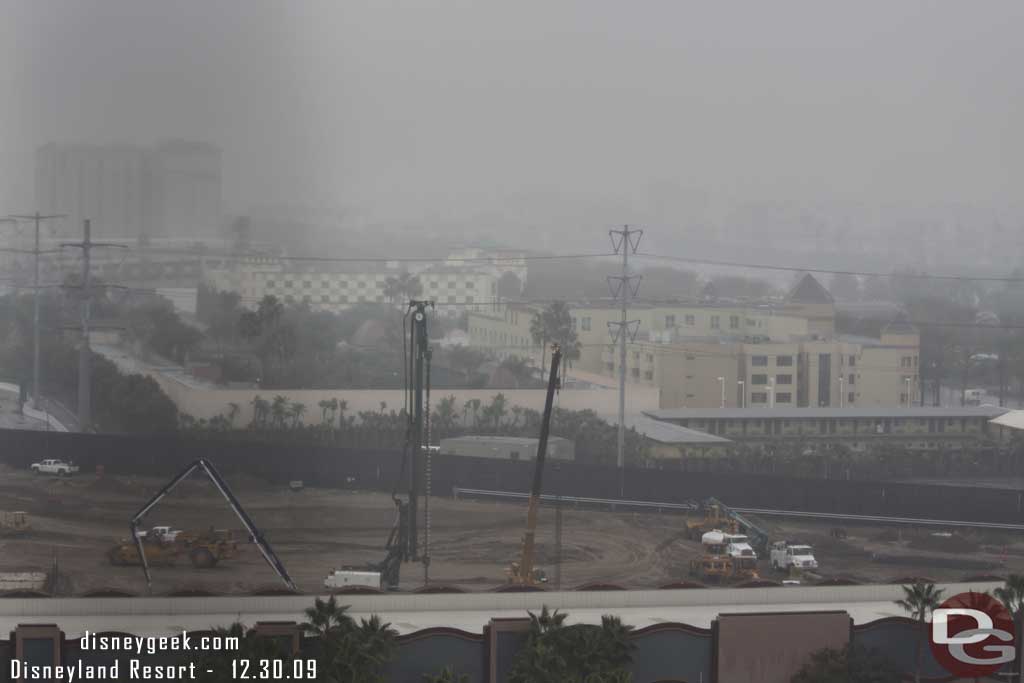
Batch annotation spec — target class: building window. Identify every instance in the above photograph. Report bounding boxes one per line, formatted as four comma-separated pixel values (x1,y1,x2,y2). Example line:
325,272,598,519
849,355,856,366
284,280,293,288
752,356,768,367
776,392,792,403
631,367,640,378
582,317,592,331
751,392,768,404
848,392,855,404
466,281,474,289
776,356,793,366
466,296,474,304
710,315,720,329
665,315,676,327
730,315,739,329
776,374,792,385
646,354,654,363
752,374,768,385
266,280,275,288
848,373,855,385
746,318,756,326
685,314,695,326
901,356,912,368
304,281,312,288
321,295,330,302
644,370,654,380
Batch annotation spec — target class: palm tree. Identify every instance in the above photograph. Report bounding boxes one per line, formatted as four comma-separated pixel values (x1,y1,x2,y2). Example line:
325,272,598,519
225,402,240,427
249,395,269,428
895,581,944,683
288,402,305,428
336,399,348,428
488,393,508,429
318,399,332,425
270,395,289,429
300,595,354,639
995,574,1024,683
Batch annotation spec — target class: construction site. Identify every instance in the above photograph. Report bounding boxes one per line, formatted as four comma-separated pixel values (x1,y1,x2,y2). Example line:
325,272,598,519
1,461,1023,596
2,307,1024,597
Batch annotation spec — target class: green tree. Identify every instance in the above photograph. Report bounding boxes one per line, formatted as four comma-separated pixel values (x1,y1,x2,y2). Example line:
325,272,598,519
271,395,289,429
530,302,581,372
301,598,396,683
790,644,899,683
289,401,307,428
994,574,1024,683
895,581,944,683
508,607,635,683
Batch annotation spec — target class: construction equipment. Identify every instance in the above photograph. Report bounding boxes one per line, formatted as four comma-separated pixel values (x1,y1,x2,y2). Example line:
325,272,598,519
687,497,769,555
370,300,433,590
770,541,819,573
127,459,295,592
507,343,561,586
0,511,30,536
688,529,760,583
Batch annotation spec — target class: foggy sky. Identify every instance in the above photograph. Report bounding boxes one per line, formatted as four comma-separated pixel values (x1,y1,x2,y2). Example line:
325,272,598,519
2,0,1022,231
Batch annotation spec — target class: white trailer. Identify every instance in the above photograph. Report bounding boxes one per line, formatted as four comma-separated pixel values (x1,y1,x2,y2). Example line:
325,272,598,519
324,570,382,591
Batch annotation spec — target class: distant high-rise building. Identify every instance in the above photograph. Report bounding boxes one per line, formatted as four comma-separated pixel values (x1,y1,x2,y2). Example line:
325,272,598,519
34,140,222,242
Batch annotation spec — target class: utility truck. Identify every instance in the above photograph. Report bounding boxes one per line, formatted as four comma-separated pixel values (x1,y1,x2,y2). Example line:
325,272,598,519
324,570,383,591
770,541,818,571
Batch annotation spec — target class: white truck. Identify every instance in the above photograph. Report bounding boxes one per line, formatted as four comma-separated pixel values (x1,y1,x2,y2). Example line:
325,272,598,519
324,569,382,591
770,541,818,571
723,533,759,575
30,459,79,476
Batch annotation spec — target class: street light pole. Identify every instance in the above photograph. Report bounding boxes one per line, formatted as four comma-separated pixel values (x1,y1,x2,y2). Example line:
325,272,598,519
738,380,745,408
905,377,912,407
768,377,775,408
717,376,725,408
839,376,844,408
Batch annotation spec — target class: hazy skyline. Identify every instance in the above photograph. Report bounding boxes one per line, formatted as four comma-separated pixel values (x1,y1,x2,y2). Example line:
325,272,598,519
2,0,1022,233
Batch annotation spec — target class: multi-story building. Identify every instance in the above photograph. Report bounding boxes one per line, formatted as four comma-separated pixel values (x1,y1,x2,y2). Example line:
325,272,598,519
204,252,504,317
35,140,222,243
468,274,921,409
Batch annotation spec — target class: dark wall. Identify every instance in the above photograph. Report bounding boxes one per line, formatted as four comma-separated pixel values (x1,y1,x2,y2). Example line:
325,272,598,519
2,429,1023,524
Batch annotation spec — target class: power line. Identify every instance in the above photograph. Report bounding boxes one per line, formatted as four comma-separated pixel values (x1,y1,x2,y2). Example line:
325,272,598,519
635,252,1024,283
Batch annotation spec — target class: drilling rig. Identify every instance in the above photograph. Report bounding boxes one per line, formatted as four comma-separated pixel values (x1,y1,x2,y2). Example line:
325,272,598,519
371,300,433,590
507,343,561,586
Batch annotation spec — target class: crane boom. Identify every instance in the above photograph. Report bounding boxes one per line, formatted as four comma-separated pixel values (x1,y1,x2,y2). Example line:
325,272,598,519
513,343,561,585
129,459,296,592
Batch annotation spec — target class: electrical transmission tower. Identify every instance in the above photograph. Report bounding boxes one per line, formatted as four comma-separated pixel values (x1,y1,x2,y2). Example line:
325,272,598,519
61,220,127,431
607,225,643,497
8,212,65,409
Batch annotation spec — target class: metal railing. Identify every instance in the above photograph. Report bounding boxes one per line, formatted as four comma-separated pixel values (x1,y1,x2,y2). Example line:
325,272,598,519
452,487,1024,531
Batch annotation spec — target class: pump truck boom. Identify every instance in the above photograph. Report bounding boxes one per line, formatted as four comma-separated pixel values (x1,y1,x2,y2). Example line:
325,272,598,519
128,459,296,592
507,343,561,586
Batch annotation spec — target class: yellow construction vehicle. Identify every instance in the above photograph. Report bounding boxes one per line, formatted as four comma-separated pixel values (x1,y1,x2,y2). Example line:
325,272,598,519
506,344,560,587
107,528,239,569
0,511,30,536
685,500,740,540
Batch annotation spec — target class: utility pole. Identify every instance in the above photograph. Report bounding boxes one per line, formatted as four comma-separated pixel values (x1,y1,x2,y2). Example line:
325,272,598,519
608,226,642,497
8,212,65,409
61,220,125,431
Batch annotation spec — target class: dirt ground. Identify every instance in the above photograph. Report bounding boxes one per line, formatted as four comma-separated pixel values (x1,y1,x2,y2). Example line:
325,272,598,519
1,463,1022,595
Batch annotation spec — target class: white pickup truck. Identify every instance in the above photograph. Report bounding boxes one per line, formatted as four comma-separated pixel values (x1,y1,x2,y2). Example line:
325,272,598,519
30,459,80,476
770,541,818,571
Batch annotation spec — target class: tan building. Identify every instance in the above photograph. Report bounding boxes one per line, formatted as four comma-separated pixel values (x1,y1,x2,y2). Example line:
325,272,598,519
644,406,1008,452
466,275,920,410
